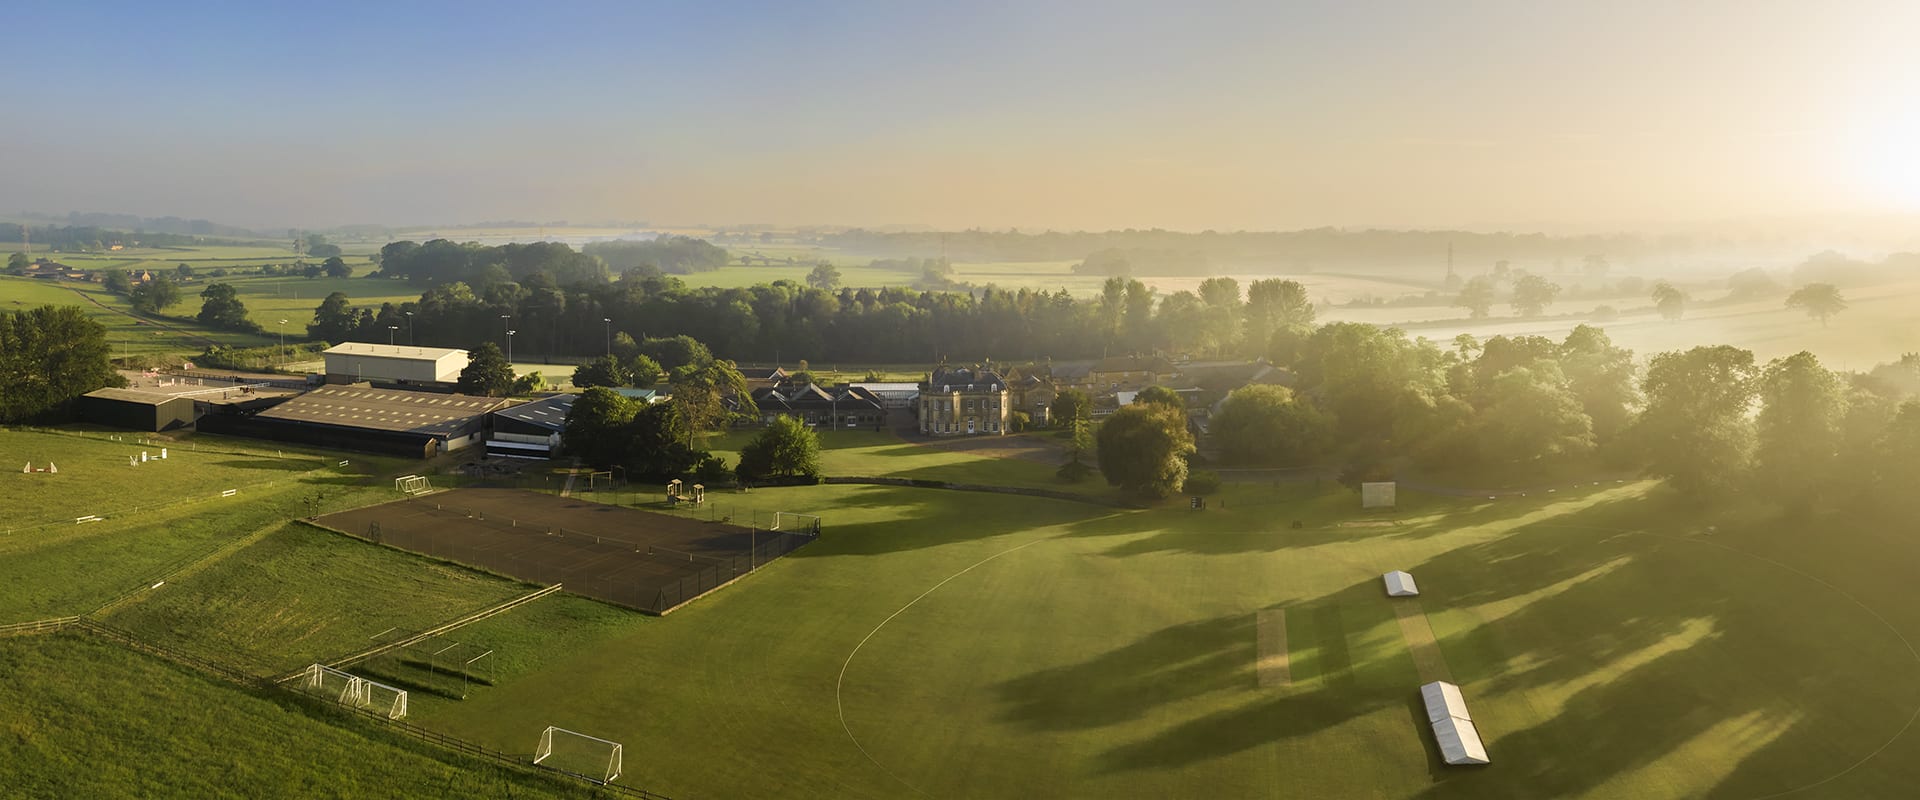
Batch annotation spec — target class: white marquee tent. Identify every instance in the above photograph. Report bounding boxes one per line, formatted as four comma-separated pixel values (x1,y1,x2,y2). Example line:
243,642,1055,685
1383,570,1420,597
1420,681,1490,765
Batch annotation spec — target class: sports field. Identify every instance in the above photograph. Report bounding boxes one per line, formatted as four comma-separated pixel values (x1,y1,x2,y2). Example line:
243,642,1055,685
410,479,1920,798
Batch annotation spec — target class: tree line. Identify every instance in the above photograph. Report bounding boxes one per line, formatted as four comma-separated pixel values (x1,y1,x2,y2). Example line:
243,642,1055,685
0,305,123,423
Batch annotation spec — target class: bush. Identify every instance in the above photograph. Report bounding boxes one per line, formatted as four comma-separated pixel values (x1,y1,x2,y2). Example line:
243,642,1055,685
1056,461,1094,483
692,453,731,486
1010,411,1031,433
1183,469,1221,495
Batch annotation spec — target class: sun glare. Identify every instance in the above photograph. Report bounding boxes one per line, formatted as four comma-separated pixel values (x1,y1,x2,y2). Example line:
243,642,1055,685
1847,105,1920,209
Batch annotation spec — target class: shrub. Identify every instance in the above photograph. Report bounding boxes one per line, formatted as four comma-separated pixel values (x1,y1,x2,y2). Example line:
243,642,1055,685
1183,469,1221,495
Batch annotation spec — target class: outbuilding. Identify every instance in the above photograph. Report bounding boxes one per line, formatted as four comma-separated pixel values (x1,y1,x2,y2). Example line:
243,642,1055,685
199,385,507,458
77,388,197,432
489,394,575,459
322,342,470,385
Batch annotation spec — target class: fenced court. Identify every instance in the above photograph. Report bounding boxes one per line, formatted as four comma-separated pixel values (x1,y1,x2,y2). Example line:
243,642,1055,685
314,488,816,614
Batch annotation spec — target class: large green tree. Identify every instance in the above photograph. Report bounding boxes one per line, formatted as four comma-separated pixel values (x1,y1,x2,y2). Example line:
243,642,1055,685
1636,345,1758,495
1453,276,1495,319
736,415,822,481
1755,351,1846,507
458,342,517,397
1559,325,1638,443
668,358,751,445
196,282,257,331
562,387,640,468
1510,274,1561,317
1652,281,1688,320
0,305,124,422
1208,385,1331,466
1049,388,1091,428
307,291,357,343
128,275,182,313
1133,385,1183,410
5,252,29,274
1476,365,1594,461
1096,403,1196,500
570,355,629,389
806,263,841,291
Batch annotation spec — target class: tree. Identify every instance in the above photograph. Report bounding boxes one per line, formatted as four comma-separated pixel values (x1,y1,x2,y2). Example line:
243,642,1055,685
1208,385,1332,466
1244,278,1312,356
1059,415,1095,482
128,275,182,313
627,354,664,387
736,415,822,481
1050,388,1091,427
1785,283,1847,327
1096,403,1195,499
668,359,751,444
196,282,257,331
102,270,131,295
308,243,343,259
174,263,195,279
806,263,841,291
563,387,639,468
1635,345,1758,496
307,291,357,344
1453,276,1495,319
458,342,517,397
1559,325,1637,443
1133,385,1183,410
1652,281,1687,320
0,305,125,422
1755,351,1846,507
5,252,28,275
570,355,629,389
1476,365,1594,461
639,335,713,371
1510,274,1561,317
322,256,352,279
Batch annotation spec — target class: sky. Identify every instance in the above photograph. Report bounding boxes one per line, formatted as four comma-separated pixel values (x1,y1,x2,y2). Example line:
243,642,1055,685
5,0,1920,233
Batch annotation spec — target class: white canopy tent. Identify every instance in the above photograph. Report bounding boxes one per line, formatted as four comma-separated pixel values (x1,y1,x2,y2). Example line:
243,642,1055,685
1420,681,1490,765
1383,570,1420,597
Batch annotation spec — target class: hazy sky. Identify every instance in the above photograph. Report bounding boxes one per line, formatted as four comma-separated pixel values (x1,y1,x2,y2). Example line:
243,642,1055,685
6,1,1918,232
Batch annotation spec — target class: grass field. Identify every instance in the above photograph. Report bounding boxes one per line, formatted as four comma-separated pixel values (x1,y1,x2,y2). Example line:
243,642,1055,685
702,427,1075,491
101,521,538,676
0,429,338,529
403,478,1920,799
0,635,594,799
0,276,277,356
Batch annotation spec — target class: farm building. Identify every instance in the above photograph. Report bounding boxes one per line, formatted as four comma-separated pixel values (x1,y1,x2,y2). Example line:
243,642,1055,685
199,385,508,458
749,384,886,428
322,342,470,385
76,388,198,432
489,393,575,459
848,382,919,409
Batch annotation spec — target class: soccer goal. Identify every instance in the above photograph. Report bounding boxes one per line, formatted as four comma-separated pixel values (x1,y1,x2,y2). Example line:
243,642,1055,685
771,512,822,534
534,726,623,784
394,475,434,495
302,664,409,719
587,471,614,492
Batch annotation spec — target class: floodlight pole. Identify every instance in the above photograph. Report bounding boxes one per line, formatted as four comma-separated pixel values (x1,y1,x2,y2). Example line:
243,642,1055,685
603,318,612,357
500,314,512,355
405,310,414,345
387,325,398,345
506,330,516,363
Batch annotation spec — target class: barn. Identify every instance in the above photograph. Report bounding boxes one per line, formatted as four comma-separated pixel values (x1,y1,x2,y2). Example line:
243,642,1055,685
322,342,470,385
199,385,508,458
76,388,198,432
488,393,575,459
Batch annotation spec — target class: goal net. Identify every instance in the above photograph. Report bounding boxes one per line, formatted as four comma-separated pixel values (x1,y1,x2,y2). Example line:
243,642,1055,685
534,726,623,784
587,471,614,491
771,512,822,534
302,664,409,719
394,475,434,495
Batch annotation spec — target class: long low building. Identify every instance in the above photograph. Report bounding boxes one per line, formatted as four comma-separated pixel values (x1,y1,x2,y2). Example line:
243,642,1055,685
77,388,198,432
199,385,509,457
489,393,575,459
322,342,470,384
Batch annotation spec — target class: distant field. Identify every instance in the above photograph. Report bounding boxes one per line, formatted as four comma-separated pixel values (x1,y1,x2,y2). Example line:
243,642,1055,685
220,272,420,332
0,636,592,799
0,428,335,529
0,276,278,356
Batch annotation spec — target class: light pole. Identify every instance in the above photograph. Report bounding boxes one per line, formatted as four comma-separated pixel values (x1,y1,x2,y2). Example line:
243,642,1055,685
499,314,512,355
387,325,398,345
603,318,612,357
506,330,516,363
405,310,414,345
276,319,287,366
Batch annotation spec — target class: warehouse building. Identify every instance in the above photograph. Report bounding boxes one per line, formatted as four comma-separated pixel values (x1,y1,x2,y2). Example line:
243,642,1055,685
199,385,508,458
488,393,575,459
77,388,198,432
322,343,470,385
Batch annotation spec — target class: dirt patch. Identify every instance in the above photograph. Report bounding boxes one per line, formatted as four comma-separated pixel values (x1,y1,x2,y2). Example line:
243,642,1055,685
1392,600,1454,683
1255,609,1291,687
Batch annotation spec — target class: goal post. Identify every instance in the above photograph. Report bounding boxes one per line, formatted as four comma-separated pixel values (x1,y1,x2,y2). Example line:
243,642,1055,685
394,475,433,495
302,663,409,719
534,726,623,784
587,471,614,491
771,512,822,534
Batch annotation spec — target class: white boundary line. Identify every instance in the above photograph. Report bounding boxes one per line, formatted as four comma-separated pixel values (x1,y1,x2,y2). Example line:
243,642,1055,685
836,538,1049,798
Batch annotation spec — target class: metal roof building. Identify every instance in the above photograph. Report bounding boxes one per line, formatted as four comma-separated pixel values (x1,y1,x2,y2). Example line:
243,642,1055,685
77,388,197,432
489,394,575,459
201,385,508,458
322,342,470,384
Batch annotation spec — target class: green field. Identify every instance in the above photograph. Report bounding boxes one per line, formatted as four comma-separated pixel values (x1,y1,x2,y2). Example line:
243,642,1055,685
101,521,538,676
0,429,339,529
406,479,1920,798
0,636,593,799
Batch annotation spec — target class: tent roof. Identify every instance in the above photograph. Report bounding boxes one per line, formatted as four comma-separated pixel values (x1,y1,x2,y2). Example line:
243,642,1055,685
1431,717,1491,765
1384,570,1420,596
1420,681,1471,723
